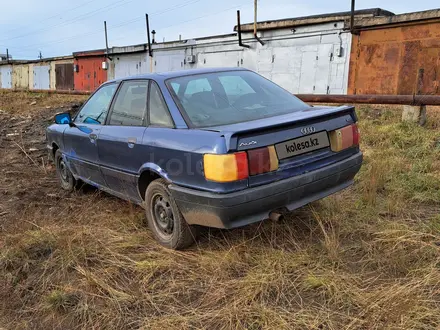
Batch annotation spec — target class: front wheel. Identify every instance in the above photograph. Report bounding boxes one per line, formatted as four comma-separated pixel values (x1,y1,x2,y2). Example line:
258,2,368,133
55,150,77,192
145,179,198,249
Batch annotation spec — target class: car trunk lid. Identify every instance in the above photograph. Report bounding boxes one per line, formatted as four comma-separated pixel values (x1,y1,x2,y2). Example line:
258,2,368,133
199,105,359,187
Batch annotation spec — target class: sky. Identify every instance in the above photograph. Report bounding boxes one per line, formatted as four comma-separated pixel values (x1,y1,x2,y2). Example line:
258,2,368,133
0,0,438,60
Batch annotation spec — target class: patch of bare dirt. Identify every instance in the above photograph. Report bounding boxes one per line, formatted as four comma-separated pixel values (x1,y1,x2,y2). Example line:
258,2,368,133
0,92,439,330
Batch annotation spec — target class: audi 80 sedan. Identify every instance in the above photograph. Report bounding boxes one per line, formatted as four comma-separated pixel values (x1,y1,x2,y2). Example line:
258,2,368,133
47,68,363,249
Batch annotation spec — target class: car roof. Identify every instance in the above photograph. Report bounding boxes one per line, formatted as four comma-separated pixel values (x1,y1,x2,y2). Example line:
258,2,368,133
105,67,249,84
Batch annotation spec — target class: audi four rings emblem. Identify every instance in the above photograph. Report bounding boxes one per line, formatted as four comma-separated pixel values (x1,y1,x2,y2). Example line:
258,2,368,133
301,126,316,135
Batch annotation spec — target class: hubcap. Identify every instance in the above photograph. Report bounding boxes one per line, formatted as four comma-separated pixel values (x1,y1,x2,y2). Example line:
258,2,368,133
152,194,174,237
59,158,69,182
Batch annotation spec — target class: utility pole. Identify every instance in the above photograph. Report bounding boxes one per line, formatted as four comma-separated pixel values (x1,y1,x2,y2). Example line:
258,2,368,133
254,0,257,36
6,48,9,63
146,14,153,73
253,0,264,45
104,21,109,57
350,0,356,34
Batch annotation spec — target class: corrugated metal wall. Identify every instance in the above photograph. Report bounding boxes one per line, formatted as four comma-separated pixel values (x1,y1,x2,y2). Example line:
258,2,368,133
12,64,29,89
74,55,107,91
348,21,440,95
0,65,12,89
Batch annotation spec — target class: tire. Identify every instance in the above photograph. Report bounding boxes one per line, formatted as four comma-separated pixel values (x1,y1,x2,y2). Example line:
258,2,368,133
55,150,77,192
145,178,198,249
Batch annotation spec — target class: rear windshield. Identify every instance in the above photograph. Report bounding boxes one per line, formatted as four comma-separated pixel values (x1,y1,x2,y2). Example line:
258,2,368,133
166,70,310,128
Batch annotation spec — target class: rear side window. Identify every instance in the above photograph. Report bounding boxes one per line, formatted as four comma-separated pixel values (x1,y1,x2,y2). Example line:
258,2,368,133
149,82,174,128
75,83,117,124
109,80,148,126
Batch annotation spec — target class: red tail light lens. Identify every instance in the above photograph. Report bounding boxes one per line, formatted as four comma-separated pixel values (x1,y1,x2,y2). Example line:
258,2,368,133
247,146,279,176
235,152,250,180
329,123,360,152
352,123,360,145
248,147,270,175
203,152,249,182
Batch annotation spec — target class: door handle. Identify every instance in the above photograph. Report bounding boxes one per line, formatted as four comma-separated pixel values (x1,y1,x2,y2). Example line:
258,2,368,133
127,137,136,148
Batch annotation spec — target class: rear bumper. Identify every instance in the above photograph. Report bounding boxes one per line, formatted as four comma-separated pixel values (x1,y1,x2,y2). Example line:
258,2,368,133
169,152,363,229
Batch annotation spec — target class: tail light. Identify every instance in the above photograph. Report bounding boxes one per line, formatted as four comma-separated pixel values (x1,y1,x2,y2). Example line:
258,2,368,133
352,123,360,146
204,146,280,182
329,123,360,152
247,146,279,176
203,152,249,182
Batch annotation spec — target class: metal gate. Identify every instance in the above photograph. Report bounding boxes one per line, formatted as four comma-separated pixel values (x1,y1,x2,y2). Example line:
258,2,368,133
114,54,149,79
33,65,50,90
12,65,29,89
0,65,12,89
154,50,185,72
198,51,240,68
55,63,74,90
298,44,333,94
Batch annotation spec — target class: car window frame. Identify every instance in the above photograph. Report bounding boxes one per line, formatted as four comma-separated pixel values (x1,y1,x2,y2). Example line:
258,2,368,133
147,80,175,129
105,79,149,127
73,81,120,125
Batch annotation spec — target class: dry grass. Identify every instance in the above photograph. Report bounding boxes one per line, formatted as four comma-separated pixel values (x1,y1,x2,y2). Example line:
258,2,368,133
1,93,440,329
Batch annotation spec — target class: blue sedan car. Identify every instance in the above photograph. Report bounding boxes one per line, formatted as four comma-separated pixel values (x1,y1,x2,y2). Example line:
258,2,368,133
47,68,362,249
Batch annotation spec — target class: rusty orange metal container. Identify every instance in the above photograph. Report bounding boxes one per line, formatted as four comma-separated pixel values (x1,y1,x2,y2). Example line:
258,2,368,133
348,21,440,95
73,50,107,92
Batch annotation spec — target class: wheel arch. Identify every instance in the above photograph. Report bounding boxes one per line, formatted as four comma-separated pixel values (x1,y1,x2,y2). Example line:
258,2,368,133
52,142,59,157
138,163,171,201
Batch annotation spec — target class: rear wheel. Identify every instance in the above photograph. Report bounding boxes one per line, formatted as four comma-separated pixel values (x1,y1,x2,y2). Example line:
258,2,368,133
145,179,198,249
55,150,77,192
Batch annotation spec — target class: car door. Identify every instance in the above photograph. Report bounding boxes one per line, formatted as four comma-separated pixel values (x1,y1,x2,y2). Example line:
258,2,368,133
63,82,118,186
97,80,150,201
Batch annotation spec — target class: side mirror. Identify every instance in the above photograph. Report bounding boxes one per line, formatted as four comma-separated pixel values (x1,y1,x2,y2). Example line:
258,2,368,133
55,113,72,125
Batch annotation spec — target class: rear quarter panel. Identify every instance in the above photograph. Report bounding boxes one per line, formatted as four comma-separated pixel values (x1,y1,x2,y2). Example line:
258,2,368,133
141,127,248,193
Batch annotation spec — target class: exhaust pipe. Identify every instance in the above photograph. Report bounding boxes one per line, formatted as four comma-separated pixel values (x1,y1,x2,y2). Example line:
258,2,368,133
269,211,284,222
